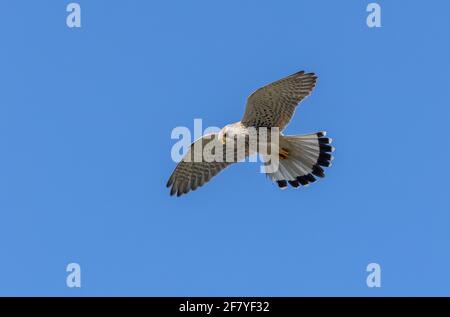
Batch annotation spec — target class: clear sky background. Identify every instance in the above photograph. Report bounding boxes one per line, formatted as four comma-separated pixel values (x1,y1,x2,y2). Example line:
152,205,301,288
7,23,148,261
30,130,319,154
1,0,449,296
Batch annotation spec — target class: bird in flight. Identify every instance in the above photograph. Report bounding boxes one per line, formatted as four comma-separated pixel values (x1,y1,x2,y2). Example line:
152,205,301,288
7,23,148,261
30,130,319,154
167,71,334,197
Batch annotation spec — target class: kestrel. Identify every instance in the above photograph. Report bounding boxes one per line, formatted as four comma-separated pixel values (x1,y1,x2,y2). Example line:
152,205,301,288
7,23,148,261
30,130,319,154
167,71,334,197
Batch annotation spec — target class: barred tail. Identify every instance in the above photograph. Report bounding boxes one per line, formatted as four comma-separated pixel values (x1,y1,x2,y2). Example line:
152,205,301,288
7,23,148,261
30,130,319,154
269,132,334,189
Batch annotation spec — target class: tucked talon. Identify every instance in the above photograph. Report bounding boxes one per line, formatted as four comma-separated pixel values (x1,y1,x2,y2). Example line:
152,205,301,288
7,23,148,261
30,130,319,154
279,147,289,160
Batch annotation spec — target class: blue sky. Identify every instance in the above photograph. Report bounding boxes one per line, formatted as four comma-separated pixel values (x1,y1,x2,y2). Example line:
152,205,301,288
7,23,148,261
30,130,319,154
1,0,449,296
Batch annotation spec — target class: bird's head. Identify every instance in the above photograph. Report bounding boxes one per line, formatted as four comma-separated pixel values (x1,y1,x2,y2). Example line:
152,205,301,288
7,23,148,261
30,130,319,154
218,122,247,145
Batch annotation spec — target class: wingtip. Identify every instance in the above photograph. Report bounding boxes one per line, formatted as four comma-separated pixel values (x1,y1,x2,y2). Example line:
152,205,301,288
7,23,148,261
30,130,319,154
166,175,174,188
293,70,317,78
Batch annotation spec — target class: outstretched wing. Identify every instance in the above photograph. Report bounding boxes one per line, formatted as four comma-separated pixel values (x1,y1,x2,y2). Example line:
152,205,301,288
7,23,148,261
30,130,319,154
166,133,234,197
241,71,317,130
